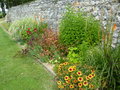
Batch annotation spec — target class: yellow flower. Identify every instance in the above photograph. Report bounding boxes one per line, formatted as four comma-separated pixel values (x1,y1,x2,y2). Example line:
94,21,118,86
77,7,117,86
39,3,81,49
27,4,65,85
70,75,73,79
88,74,93,79
78,77,83,82
77,71,82,76
91,73,95,77
72,66,76,71
66,80,70,83
58,85,64,88
64,76,69,80
68,66,74,72
70,84,74,88
89,84,94,88
57,81,61,85
63,62,68,65
83,81,88,86
86,76,89,80
63,83,67,86
78,83,82,87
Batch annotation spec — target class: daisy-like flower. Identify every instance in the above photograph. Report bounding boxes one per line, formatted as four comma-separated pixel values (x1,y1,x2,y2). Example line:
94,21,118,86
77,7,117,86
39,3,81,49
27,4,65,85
63,62,68,65
78,77,83,82
68,66,74,72
64,76,69,80
77,71,82,76
78,83,82,88
83,81,88,86
69,84,74,88
66,80,70,83
73,66,76,71
70,75,73,79
88,74,93,79
89,84,94,88
91,73,95,77
86,76,89,80
57,81,61,85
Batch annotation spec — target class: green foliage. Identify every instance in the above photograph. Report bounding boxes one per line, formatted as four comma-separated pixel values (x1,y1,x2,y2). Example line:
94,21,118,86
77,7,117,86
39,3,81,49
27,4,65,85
9,17,47,42
0,12,4,18
59,6,101,47
82,46,120,89
67,42,89,63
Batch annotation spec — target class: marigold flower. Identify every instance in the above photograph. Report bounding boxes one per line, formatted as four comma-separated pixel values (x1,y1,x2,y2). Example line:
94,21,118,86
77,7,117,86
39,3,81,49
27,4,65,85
64,76,69,80
78,83,82,87
78,77,83,82
69,84,74,88
83,81,88,86
77,71,82,76
68,66,74,72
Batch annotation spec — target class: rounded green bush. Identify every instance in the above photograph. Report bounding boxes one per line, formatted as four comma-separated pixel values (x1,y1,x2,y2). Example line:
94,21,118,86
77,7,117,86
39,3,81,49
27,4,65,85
59,7,101,46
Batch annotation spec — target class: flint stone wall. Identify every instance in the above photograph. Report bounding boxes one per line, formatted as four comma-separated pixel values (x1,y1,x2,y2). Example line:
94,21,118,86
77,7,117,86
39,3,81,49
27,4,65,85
6,0,120,47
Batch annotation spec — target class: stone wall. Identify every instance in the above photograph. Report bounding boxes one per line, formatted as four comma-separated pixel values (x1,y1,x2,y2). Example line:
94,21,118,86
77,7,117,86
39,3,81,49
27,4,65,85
6,0,120,47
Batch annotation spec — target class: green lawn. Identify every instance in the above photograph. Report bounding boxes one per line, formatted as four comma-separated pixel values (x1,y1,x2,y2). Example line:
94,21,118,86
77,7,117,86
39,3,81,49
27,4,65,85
0,27,57,90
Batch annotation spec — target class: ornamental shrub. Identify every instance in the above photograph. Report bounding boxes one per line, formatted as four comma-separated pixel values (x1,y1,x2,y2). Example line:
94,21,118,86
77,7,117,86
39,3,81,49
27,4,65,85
59,6,101,47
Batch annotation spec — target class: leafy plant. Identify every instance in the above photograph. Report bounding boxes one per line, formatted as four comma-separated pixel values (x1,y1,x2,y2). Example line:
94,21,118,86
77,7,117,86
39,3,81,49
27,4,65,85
55,62,100,89
59,6,101,47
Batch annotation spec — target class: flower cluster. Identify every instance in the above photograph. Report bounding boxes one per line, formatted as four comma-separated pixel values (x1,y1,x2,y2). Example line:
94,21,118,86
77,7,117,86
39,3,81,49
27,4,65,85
56,63,97,89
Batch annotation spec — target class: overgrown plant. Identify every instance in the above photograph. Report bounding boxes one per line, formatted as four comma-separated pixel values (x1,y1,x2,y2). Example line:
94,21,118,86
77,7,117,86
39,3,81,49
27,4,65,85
59,6,101,47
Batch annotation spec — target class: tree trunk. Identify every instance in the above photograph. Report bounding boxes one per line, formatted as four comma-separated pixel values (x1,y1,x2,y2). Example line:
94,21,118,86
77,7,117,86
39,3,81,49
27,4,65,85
1,1,6,17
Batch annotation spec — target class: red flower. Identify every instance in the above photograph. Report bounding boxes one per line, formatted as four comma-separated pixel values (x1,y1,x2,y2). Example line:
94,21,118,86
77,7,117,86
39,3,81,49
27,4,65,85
34,28,37,32
28,28,30,30
26,31,32,35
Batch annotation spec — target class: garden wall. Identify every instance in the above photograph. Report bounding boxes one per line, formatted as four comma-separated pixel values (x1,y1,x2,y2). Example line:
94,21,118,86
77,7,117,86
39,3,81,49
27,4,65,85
6,0,120,47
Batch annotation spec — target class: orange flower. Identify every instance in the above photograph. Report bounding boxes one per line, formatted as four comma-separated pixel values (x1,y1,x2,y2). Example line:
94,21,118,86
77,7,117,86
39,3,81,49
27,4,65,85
68,66,74,72
89,84,94,88
78,83,82,87
70,84,74,88
73,79,78,83
66,80,70,83
112,24,117,31
83,81,88,86
64,76,69,80
78,77,83,82
91,69,95,73
77,71,82,76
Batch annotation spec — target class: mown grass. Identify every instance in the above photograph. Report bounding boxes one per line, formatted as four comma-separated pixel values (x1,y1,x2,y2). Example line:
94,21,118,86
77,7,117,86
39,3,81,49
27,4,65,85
0,27,57,90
